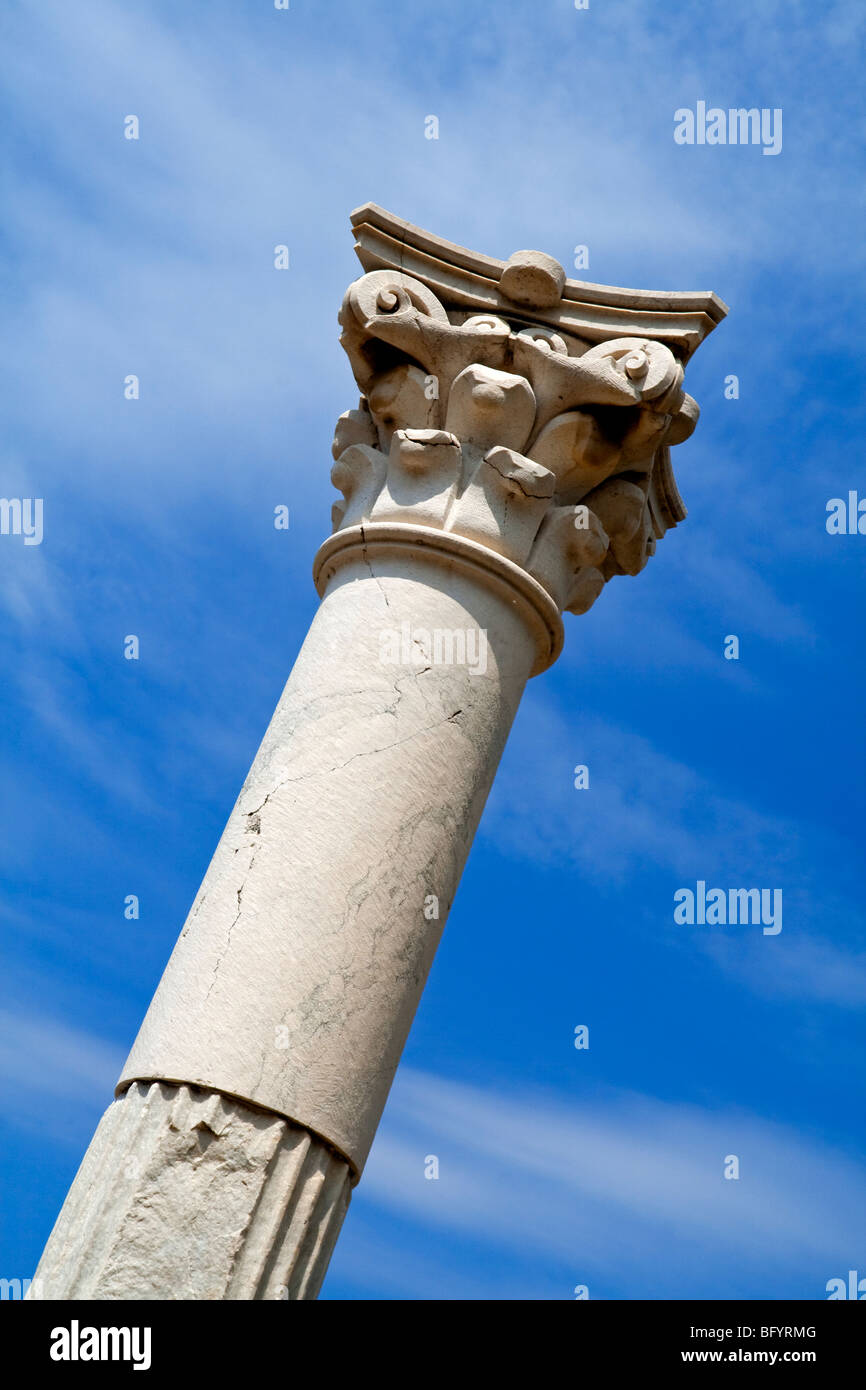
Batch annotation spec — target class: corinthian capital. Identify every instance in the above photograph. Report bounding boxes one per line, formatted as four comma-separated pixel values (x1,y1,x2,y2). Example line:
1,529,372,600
321,204,726,662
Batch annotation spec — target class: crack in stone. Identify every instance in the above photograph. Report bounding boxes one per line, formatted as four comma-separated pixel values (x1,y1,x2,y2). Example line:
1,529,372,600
244,710,467,823
202,855,257,1008
360,523,391,610
487,451,539,501
199,706,464,1010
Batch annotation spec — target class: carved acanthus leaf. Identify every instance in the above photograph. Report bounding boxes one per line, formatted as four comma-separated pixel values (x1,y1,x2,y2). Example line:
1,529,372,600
329,244,714,616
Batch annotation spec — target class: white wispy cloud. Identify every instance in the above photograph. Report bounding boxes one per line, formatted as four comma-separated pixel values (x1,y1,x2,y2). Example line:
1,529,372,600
339,1066,866,1297
0,1010,124,1145
483,689,864,1007
704,932,866,1008
486,691,795,879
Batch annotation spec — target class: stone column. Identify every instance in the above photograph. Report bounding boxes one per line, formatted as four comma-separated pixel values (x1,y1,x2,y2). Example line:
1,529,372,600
30,204,725,1300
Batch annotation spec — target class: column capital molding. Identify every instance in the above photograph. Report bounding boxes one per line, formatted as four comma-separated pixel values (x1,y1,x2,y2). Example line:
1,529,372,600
326,207,727,646
349,202,728,357
313,521,565,675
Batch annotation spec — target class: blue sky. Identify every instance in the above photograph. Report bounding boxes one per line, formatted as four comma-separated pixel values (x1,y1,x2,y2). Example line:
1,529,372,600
1,0,864,1299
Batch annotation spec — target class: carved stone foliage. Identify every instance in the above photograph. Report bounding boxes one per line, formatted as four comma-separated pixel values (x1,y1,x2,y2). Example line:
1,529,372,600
331,257,703,616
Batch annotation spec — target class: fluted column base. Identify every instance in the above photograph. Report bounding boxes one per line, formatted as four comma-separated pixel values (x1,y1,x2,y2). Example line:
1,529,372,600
29,1081,352,1300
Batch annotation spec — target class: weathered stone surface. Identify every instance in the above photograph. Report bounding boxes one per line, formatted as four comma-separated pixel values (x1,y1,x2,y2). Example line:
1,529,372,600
30,1082,350,1300
499,249,567,308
